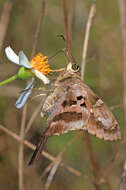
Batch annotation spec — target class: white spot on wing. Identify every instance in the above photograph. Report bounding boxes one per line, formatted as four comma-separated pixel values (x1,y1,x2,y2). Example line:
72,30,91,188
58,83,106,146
93,99,103,108
90,108,93,113
97,117,111,129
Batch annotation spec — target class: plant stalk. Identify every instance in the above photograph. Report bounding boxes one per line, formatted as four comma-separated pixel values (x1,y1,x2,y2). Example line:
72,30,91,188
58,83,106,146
0,74,18,86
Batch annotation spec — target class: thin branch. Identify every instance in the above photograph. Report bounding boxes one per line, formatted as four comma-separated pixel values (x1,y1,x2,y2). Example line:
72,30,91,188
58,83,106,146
31,0,46,57
84,132,98,179
41,162,54,178
118,0,126,116
18,105,27,190
68,0,74,39
81,2,96,78
44,156,62,190
62,0,73,62
118,161,126,190
0,0,14,55
110,104,126,110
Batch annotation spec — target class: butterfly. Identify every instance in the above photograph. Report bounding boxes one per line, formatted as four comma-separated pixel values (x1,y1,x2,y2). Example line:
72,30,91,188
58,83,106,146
28,62,121,165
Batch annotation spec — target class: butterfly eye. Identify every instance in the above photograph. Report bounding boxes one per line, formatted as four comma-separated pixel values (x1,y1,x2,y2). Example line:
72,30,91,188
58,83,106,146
72,63,80,72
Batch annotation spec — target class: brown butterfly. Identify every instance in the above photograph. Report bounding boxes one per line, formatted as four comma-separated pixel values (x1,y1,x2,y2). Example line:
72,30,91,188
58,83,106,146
28,62,121,165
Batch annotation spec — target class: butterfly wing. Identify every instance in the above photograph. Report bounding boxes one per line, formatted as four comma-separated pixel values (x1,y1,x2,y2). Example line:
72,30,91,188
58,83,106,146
43,78,121,141
80,82,121,141
41,79,91,136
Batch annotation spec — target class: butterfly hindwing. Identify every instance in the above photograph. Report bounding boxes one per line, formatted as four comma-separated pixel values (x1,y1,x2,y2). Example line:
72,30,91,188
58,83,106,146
81,83,121,140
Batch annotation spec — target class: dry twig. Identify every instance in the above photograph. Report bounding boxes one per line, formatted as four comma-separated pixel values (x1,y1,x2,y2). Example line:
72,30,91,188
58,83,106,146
118,0,126,115
81,2,96,78
18,105,27,190
62,0,73,62
31,0,46,57
44,156,62,190
118,161,126,190
110,104,126,110
68,0,74,38
41,162,54,178
0,0,14,55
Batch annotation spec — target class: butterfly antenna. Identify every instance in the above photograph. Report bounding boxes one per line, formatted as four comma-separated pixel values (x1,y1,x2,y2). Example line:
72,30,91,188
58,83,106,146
57,34,76,64
47,48,66,63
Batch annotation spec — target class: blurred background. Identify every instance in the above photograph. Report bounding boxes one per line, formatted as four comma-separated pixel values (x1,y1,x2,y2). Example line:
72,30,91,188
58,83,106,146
0,0,126,190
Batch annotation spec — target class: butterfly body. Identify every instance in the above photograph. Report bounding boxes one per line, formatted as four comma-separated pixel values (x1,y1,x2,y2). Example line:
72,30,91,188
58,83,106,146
28,63,121,165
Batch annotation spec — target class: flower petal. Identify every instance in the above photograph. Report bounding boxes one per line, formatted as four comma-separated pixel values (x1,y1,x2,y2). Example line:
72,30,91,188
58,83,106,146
5,46,19,64
33,70,50,84
16,78,34,109
18,51,32,69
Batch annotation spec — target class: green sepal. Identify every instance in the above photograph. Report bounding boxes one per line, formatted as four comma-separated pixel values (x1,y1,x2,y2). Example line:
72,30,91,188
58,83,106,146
17,67,34,80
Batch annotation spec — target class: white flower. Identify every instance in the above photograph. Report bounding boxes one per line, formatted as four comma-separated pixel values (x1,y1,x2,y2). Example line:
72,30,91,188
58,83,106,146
5,46,50,108
5,46,50,84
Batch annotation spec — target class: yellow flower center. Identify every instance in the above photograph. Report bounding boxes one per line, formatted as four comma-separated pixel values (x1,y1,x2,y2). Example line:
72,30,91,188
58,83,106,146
30,53,50,75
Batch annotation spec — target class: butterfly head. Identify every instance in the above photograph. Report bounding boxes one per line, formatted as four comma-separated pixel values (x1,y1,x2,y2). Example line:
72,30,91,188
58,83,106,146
67,62,80,73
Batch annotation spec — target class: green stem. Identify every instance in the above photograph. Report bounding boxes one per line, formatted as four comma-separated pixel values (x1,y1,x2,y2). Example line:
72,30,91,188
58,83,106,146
0,74,18,86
